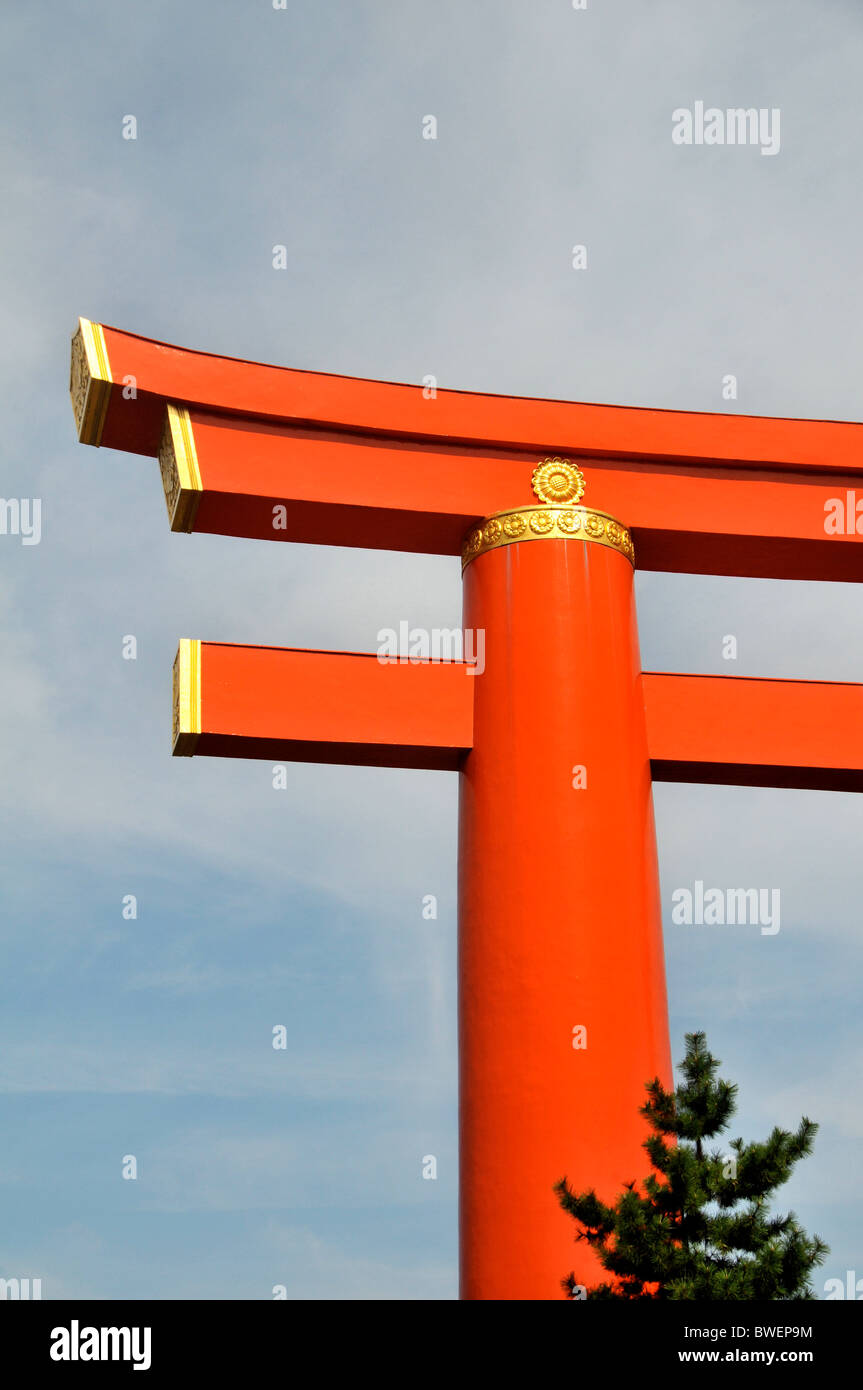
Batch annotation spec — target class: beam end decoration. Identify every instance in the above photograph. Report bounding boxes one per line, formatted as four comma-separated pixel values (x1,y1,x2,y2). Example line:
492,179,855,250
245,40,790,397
159,405,203,532
172,638,201,756
461,457,634,570
69,318,112,446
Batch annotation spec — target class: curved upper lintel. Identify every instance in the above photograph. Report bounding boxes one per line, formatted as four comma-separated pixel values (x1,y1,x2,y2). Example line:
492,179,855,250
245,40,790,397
68,320,863,580
69,318,863,477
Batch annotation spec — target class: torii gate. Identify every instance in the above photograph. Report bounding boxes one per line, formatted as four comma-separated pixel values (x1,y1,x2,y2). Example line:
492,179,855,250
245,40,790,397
70,318,863,1301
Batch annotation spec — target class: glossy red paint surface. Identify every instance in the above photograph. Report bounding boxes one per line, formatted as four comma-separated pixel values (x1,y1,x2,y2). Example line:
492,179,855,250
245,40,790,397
458,536,672,1300
645,672,863,791
197,643,473,771
85,322,863,581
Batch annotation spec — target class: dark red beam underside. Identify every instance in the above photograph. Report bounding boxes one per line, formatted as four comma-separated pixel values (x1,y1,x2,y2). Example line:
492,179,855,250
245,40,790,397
191,498,863,581
194,734,463,771
186,647,863,792
644,672,863,792
192,643,474,771
651,760,863,793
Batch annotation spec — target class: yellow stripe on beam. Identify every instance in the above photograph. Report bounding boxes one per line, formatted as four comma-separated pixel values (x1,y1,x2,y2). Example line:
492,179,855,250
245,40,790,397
69,317,112,445
159,405,203,532
172,639,201,755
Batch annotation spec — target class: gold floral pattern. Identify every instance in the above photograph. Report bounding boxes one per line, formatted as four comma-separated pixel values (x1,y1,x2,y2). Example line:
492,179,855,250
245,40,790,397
531,458,586,506
69,329,89,436
171,646,181,748
158,405,204,533
504,513,526,537
159,414,181,522
461,505,633,570
69,319,112,445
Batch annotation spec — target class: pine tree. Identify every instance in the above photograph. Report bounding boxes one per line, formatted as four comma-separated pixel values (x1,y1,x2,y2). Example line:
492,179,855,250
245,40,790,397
554,1031,828,1299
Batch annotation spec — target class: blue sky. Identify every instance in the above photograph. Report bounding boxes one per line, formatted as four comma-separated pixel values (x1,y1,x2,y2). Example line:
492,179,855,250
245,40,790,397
1,0,862,1298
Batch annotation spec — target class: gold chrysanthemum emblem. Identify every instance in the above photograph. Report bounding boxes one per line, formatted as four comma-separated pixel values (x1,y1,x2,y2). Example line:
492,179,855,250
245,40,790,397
504,513,526,537
531,457,585,506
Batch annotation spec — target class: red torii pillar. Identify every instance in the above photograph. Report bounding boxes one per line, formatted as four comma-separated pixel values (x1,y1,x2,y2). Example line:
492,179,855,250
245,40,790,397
70,318,863,1300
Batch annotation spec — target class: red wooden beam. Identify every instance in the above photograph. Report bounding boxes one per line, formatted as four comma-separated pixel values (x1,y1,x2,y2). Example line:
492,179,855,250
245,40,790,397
71,319,863,581
73,318,863,474
155,407,862,580
644,672,863,792
172,641,474,771
173,644,863,790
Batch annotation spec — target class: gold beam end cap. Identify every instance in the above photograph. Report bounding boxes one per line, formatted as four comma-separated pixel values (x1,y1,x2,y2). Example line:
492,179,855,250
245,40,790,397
172,638,201,756
69,317,112,445
159,404,203,532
